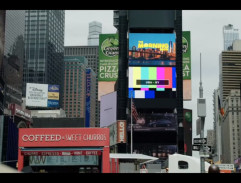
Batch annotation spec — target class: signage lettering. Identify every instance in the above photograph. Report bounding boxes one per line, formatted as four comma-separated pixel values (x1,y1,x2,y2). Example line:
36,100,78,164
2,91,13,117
22,150,102,156
21,133,106,142
117,121,126,143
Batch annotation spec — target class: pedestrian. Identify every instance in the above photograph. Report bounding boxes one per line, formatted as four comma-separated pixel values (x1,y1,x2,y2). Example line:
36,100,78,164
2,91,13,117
166,168,169,173
140,164,148,173
208,164,220,173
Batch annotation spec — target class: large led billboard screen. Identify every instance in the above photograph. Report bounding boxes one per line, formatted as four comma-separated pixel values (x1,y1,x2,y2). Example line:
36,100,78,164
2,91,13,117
128,66,176,99
127,112,177,132
129,33,176,66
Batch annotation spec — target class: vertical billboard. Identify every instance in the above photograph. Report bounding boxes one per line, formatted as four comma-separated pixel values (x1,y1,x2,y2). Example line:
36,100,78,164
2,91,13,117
26,83,59,108
47,85,60,108
183,109,192,156
100,91,117,127
182,31,191,100
128,33,177,99
117,120,127,143
98,34,119,101
98,34,119,81
86,69,91,127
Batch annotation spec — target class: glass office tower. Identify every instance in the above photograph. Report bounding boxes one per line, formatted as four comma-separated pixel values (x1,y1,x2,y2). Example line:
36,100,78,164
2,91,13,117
23,10,65,107
223,24,239,51
3,10,25,108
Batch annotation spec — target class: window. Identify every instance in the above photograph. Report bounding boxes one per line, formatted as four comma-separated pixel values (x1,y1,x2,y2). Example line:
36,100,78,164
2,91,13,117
178,161,188,169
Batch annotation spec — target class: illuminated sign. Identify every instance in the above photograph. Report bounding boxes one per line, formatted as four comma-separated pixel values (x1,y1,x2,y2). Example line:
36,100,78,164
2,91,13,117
19,128,110,147
117,120,127,143
129,33,176,66
128,66,176,99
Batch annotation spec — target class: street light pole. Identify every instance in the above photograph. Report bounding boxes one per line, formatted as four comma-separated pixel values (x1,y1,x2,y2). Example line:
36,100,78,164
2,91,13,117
131,91,133,154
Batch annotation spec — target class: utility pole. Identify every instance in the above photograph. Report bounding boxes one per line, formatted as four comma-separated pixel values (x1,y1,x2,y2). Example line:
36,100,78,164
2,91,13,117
197,53,207,173
130,91,133,154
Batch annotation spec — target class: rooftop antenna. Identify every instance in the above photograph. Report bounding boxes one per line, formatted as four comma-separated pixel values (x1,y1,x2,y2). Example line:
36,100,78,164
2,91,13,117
199,53,203,98
197,52,207,173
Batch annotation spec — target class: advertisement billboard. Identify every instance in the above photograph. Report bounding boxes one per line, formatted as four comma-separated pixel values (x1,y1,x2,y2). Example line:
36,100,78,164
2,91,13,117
127,112,177,132
182,31,192,100
47,84,59,108
128,66,176,99
100,91,117,127
98,34,119,81
26,83,59,108
117,120,127,143
183,109,192,156
133,143,177,160
129,33,176,66
86,69,91,127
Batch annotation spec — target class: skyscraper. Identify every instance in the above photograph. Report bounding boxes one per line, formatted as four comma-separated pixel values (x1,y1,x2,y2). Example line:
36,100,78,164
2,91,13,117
88,21,102,46
64,46,99,126
23,10,65,107
219,42,241,102
223,24,239,51
3,10,25,108
63,56,88,118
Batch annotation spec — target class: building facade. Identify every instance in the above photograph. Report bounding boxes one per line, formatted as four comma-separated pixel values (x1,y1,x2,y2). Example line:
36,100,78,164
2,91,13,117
63,56,88,118
3,10,25,108
23,10,65,108
88,21,102,46
0,10,5,115
212,88,222,163
115,10,183,159
219,49,241,102
223,24,239,51
221,89,241,163
64,46,99,126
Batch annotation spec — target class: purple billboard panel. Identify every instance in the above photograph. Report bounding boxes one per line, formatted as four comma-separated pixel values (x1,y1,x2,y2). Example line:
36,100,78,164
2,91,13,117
100,91,117,127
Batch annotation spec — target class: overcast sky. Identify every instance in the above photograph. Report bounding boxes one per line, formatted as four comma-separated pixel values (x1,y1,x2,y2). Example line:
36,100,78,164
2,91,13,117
64,10,241,156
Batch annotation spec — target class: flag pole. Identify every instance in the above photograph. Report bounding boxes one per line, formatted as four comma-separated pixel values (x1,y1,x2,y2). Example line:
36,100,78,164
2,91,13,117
131,90,133,154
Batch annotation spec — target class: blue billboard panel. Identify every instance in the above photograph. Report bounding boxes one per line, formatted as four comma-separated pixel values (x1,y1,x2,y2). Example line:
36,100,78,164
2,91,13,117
85,69,91,127
47,100,59,108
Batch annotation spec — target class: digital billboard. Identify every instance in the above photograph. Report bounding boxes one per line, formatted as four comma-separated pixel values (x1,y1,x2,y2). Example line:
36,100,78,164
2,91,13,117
128,66,176,99
129,33,176,66
183,109,192,156
182,31,192,100
86,69,91,127
127,112,177,132
133,143,177,161
98,34,119,81
26,83,59,108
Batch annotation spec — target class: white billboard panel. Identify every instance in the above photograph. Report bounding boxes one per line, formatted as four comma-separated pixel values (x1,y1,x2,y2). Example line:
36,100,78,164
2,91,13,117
100,91,117,127
26,83,48,107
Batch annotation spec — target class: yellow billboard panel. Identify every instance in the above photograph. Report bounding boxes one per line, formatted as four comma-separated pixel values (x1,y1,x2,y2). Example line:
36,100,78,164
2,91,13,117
48,92,59,100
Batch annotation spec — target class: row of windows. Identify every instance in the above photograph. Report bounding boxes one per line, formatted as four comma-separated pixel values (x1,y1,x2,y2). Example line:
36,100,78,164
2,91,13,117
65,48,98,55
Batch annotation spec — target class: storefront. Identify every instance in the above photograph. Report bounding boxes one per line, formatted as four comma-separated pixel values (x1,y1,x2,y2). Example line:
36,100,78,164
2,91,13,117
18,128,110,173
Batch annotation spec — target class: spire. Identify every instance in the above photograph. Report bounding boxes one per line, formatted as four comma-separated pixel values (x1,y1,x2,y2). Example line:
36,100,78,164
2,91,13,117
199,53,203,98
